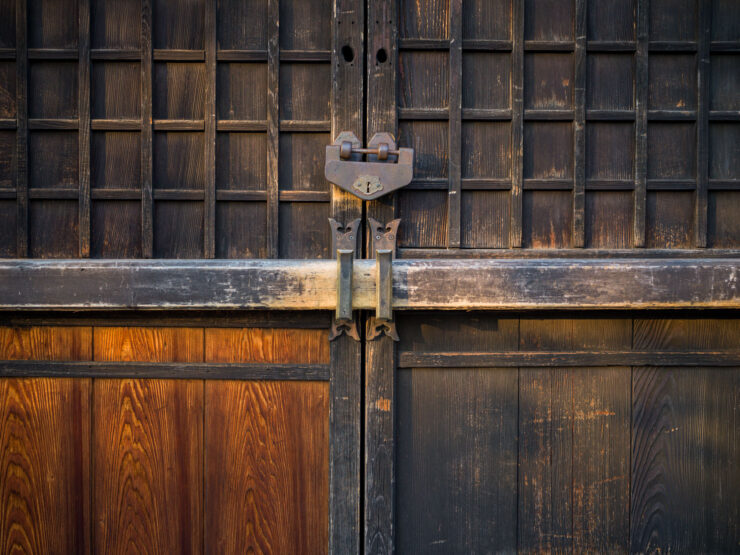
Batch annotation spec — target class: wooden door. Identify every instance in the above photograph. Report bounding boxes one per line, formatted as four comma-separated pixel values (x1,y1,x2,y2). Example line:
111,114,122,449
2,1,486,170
0,316,331,553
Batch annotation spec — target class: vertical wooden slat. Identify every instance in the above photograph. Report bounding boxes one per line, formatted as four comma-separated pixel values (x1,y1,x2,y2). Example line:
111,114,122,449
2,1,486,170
633,0,648,247
78,0,90,257
204,0,216,258
694,0,710,248
366,0,398,243
510,0,524,248
15,0,27,257
329,0,364,553
141,0,153,257
447,0,462,248
329,333,362,555
365,333,395,554
573,0,586,247
266,0,279,258
330,0,364,232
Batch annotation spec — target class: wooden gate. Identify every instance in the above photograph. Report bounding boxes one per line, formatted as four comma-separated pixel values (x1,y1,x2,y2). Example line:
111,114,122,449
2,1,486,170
0,0,739,553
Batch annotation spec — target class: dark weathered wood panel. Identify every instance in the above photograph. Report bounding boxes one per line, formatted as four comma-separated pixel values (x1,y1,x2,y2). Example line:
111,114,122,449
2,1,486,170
396,367,518,554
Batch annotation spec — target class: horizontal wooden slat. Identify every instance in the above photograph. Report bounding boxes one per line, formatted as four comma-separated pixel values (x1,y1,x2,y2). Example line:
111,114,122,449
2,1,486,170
91,119,141,131
399,351,740,368
398,249,740,259
153,49,205,61
0,259,738,310
0,361,329,380
90,49,141,60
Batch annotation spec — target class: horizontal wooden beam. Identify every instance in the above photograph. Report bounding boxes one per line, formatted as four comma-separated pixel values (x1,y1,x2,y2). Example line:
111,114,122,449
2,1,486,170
0,259,737,311
399,351,740,368
0,361,329,380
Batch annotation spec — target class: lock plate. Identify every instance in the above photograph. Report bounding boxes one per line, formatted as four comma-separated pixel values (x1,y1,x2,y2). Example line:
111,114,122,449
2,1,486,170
353,175,383,196
325,132,414,201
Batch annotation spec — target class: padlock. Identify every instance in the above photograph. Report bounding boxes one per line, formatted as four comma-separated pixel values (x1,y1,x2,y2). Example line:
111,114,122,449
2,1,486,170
325,132,414,201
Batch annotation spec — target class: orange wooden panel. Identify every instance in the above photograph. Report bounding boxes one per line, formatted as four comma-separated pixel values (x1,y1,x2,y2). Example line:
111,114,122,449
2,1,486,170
205,381,329,554
0,326,92,360
93,327,204,552
0,378,91,554
205,328,329,363
93,326,204,362
93,379,204,554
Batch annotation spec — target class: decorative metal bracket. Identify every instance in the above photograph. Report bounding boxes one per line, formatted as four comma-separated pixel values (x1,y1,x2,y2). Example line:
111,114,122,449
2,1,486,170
328,218,361,341
367,218,400,341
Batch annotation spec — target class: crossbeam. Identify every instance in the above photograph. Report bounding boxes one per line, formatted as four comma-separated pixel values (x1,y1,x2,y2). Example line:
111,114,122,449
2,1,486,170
0,258,737,310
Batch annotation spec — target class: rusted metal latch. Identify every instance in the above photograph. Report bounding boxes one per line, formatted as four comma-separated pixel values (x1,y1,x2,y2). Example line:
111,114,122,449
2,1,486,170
325,132,414,201
328,217,401,341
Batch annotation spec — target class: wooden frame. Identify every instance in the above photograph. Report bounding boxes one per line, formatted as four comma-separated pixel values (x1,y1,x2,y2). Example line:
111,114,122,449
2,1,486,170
1,258,738,311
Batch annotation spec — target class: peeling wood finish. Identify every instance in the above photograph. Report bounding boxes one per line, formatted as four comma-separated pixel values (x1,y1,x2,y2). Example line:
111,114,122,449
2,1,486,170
1,259,737,311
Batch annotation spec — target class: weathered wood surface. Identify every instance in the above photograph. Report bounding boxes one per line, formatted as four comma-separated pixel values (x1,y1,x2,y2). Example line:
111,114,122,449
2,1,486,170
0,258,738,310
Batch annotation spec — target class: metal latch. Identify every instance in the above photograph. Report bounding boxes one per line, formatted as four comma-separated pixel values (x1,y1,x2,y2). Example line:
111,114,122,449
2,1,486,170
325,132,414,201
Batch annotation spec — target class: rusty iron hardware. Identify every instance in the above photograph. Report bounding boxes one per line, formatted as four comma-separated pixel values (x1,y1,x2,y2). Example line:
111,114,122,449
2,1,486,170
325,132,413,201
367,218,400,341
328,218,361,341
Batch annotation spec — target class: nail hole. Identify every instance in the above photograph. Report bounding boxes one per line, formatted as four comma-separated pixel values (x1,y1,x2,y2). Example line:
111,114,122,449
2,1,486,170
341,45,354,62
376,48,388,64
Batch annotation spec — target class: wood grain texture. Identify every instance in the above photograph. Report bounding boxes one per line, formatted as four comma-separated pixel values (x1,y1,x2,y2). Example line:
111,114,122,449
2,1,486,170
93,325,203,553
396,367,518,554
205,327,329,364
0,325,92,360
94,326,204,363
205,380,329,554
0,377,91,554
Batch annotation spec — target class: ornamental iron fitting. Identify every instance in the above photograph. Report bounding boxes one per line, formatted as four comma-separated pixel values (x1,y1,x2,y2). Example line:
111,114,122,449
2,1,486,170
325,132,414,201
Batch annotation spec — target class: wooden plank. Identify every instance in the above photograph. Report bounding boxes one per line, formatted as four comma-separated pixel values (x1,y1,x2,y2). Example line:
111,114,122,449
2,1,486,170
0,378,91,554
398,248,740,258
510,0,524,247
78,0,90,257
329,333,362,555
92,326,203,553
1,258,739,310
447,0,462,248
396,367,518,553
634,0,648,247
366,0,398,243
573,0,586,247
93,379,203,553
0,360,329,380
16,0,27,256
399,351,740,368
631,366,740,552
330,0,363,229
141,0,153,257
0,326,92,360
695,0,710,247
204,327,329,363
204,0,216,258
365,334,395,554
266,0,279,258
205,381,329,553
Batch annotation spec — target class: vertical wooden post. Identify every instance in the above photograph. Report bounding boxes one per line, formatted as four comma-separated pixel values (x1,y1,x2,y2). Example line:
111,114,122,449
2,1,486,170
15,0,28,257
141,0,153,257
78,0,91,257
266,0,280,258
204,0,217,258
329,1,364,553
447,0,462,248
366,0,398,243
573,0,586,247
695,0,710,248
510,0,524,248
633,0,648,247
365,1,398,552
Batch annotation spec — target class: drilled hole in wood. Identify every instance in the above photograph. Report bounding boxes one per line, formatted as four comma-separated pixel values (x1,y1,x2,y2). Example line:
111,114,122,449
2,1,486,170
342,45,354,63
376,48,388,64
